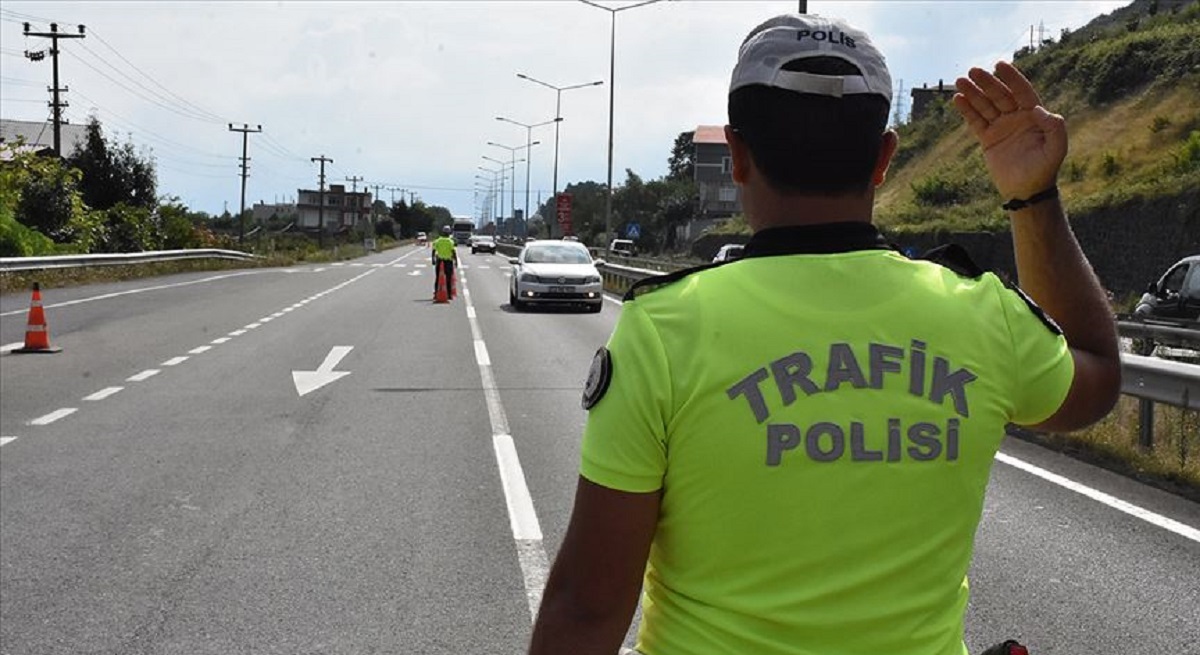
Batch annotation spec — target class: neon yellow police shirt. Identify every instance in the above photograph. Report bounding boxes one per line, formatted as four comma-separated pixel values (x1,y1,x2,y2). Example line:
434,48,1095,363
580,248,1073,655
433,236,456,260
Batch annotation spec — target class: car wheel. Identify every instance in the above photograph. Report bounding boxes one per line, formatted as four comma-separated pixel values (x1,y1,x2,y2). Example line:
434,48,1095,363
510,288,524,311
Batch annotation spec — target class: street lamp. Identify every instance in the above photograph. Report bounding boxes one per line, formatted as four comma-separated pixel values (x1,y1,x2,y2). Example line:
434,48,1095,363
516,73,604,235
487,141,538,236
475,173,500,226
496,116,560,238
579,0,668,245
479,163,506,226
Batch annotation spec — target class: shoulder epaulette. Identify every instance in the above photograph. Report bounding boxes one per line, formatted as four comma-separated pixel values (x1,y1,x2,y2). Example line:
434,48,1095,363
622,262,721,302
917,243,985,279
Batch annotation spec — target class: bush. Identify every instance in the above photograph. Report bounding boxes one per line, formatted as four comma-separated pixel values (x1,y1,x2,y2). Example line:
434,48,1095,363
0,204,57,256
1065,158,1088,182
1174,130,1200,173
1101,151,1121,177
912,174,971,206
99,203,162,253
1150,115,1172,133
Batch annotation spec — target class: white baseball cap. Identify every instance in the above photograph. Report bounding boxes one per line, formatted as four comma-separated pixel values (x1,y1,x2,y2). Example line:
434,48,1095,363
730,14,892,103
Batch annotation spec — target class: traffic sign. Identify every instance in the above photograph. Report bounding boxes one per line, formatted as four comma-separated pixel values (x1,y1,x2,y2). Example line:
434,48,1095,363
556,193,573,233
626,222,641,239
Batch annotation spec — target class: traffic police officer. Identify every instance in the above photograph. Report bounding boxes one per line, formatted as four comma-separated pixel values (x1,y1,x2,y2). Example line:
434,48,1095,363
530,13,1120,655
431,225,458,296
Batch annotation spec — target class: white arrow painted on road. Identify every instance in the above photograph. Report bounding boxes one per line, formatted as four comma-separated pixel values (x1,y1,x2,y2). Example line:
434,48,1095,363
292,346,353,397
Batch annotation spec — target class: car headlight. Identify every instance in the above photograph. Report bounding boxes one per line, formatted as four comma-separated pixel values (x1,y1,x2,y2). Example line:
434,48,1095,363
586,275,601,284
519,273,538,283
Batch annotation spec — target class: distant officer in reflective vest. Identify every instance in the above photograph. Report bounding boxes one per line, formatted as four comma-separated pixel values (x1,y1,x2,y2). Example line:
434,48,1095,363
431,225,458,295
530,13,1120,655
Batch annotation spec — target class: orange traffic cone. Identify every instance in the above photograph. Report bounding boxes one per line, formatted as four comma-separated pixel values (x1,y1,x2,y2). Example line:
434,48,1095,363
14,283,62,354
449,267,457,299
434,263,450,304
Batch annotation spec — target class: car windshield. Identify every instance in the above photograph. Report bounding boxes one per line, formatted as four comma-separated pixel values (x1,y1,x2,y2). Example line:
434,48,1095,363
524,245,591,264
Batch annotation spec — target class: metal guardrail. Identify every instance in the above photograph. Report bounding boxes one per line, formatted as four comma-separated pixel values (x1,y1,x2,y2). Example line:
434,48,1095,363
1116,318,1200,354
1121,353,1199,448
0,249,259,272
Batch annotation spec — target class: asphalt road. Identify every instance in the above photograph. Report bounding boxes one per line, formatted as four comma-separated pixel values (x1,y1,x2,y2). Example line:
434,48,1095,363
1,245,1197,655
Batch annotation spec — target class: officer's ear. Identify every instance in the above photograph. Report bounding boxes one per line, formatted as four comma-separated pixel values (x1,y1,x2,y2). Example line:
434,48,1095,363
872,130,899,188
725,125,753,186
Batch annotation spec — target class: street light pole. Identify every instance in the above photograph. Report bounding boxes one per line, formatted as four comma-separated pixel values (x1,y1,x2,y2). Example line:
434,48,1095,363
579,0,666,245
487,142,538,237
516,74,604,235
496,116,558,237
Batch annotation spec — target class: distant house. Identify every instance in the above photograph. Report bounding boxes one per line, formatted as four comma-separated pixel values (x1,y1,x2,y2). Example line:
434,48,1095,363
692,124,740,219
252,201,296,224
295,184,372,231
0,118,88,159
909,80,956,122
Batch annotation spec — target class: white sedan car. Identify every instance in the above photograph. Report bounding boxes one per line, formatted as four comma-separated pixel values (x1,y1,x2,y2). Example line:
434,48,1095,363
509,240,603,313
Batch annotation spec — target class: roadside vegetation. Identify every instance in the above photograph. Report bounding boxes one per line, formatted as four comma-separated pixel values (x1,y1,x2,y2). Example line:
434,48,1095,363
876,0,1200,231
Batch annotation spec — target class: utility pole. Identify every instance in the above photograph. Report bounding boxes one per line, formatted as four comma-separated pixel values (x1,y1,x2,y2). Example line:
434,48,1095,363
798,0,807,12
345,175,363,229
229,123,262,244
311,155,333,249
23,22,85,158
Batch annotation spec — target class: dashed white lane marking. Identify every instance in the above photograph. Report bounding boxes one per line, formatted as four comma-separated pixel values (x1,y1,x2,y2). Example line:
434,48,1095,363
350,263,365,267
83,387,123,401
460,272,548,621
244,323,262,330
29,408,77,426
312,267,327,273
1,341,24,355
995,453,1200,543
332,262,345,266
211,337,231,344
415,263,428,268
476,265,490,269
0,272,263,318
259,317,274,323
408,271,422,277
6,249,425,437
0,437,17,447
394,264,407,268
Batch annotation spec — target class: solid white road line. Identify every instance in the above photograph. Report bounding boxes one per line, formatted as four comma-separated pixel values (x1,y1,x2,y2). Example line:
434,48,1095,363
995,453,1200,544
127,369,160,382
474,340,491,367
604,293,624,306
29,408,77,426
0,437,16,447
162,356,189,366
1,341,24,355
461,269,549,621
188,346,212,354
83,387,123,402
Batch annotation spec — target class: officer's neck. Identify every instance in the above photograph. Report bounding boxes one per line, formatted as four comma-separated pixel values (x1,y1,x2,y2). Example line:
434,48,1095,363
743,185,875,232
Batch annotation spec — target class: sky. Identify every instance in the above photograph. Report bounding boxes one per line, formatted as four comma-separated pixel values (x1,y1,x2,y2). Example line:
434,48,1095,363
0,0,1129,222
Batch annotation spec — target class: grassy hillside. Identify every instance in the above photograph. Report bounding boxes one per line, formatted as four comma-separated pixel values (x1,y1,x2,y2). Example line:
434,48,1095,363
876,0,1200,232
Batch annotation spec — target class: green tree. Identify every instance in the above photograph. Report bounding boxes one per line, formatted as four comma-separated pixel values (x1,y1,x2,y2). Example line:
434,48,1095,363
667,130,695,182
68,116,157,211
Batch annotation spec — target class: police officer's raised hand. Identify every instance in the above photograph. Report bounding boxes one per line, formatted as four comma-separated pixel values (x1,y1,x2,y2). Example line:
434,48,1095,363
953,61,1066,201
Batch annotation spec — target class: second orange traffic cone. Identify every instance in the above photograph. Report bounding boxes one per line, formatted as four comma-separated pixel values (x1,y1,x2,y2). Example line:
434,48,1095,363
14,282,62,354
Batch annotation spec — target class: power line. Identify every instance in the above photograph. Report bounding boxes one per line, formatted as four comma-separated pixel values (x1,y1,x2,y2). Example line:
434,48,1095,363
88,28,228,124
63,49,223,125
74,41,221,124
